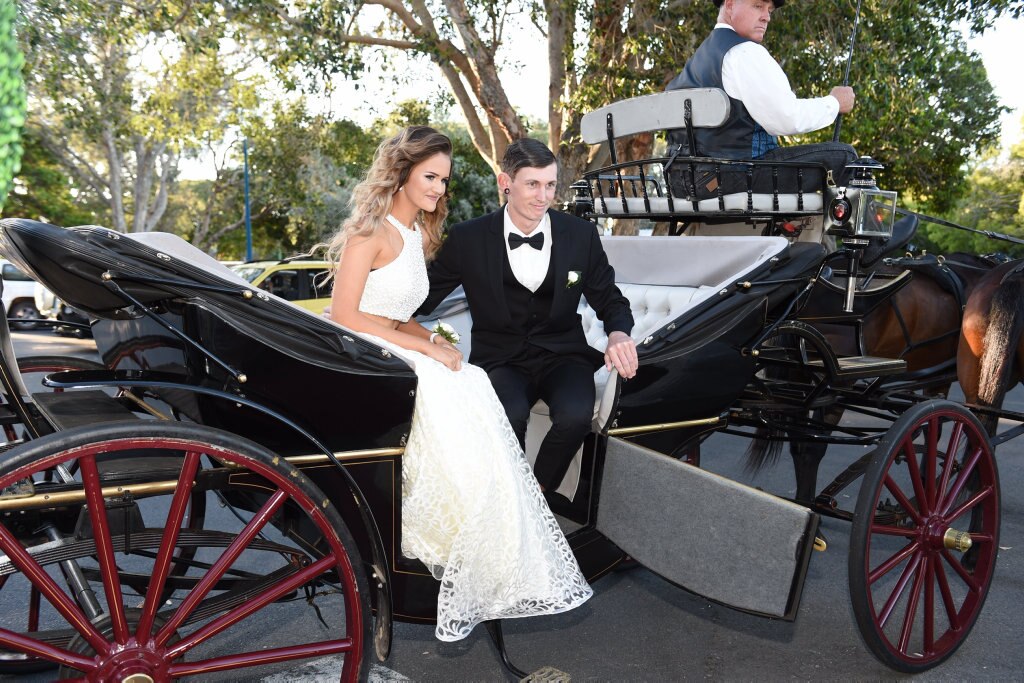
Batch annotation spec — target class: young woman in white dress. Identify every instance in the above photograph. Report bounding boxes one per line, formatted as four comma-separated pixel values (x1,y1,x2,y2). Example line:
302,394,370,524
326,126,592,642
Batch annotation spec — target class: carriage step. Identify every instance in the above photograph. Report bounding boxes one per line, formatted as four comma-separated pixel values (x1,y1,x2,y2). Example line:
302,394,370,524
31,390,137,430
806,355,906,379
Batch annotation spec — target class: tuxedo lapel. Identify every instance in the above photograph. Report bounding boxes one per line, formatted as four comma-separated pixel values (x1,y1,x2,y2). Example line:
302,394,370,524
549,211,572,317
483,209,510,322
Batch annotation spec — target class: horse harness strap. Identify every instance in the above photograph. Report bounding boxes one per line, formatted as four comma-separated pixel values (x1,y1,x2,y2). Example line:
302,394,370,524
884,255,968,311
999,260,1024,286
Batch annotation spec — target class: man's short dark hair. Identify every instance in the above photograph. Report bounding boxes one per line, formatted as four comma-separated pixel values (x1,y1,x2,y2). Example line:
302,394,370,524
501,138,557,178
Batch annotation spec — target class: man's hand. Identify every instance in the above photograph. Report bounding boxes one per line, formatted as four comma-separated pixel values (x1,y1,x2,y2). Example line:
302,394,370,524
830,86,855,114
605,331,638,379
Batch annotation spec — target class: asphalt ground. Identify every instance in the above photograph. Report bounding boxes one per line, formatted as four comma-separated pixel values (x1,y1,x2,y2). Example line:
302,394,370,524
4,330,1023,681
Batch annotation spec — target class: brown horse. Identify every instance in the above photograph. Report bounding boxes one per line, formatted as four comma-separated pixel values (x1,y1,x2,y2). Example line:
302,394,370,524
958,258,1024,435
749,252,998,504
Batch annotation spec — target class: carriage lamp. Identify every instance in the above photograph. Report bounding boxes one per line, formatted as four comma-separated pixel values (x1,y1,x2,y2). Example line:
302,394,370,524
827,157,897,240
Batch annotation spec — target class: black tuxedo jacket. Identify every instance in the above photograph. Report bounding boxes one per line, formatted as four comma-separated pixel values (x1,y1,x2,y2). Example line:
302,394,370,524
417,208,634,371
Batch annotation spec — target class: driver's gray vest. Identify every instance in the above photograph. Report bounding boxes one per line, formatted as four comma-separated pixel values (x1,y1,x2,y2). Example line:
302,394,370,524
666,28,779,159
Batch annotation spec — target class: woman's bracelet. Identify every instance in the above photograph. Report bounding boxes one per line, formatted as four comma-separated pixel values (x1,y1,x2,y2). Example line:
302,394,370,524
429,332,439,344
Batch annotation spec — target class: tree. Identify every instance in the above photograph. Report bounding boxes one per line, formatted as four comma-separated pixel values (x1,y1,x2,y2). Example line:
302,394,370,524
918,121,1024,257
0,0,25,211
238,0,1018,210
18,1,256,232
2,126,104,225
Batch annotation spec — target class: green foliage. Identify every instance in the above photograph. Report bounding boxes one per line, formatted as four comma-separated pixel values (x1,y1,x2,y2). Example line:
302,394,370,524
2,126,103,225
0,0,25,211
918,123,1024,257
19,0,260,232
771,1,1009,213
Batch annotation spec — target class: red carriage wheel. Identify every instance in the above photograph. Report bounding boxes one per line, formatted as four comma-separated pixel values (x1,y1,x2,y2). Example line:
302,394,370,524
849,400,999,672
0,420,371,681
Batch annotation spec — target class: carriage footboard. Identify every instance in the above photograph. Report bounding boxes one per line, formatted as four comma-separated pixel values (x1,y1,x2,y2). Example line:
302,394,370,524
596,438,817,620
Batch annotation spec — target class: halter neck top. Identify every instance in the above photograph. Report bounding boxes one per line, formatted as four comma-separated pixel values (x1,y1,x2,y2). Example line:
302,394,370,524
357,215,430,323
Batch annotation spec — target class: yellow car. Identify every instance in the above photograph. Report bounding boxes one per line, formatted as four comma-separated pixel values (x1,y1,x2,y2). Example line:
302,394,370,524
231,258,332,314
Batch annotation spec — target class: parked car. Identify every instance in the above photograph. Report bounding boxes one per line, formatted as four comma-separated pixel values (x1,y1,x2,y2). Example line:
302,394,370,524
1,259,41,329
231,257,331,314
35,282,92,337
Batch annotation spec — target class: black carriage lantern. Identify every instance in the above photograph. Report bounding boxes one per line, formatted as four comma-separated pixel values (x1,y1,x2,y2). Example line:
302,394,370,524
826,157,897,240
568,180,594,218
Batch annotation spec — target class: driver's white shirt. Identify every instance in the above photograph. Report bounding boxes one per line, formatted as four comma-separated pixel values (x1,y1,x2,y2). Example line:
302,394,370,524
718,23,840,137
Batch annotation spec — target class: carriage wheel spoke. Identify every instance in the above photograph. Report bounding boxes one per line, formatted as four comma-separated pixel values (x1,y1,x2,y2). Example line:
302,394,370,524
936,422,963,504
901,435,930,516
868,540,918,585
939,446,983,517
883,474,923,526
923,555,935,654
79,455,129,644
943,486,992,526
0,521,109,655
156,488,289,646
878,551,922,628
136,450,202,642
897,553,927,654
170,638,355,677
869,524,918,538
924,418,939,511
941,548,981,594
0,626,96,671
167,554,337,659
934,555,959,625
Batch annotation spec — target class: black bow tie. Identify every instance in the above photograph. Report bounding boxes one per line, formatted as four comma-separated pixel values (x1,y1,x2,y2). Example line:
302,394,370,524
508,232,544,250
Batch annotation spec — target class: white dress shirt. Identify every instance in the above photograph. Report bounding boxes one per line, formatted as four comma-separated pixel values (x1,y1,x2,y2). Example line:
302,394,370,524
718,24,839,136
503,206,551,292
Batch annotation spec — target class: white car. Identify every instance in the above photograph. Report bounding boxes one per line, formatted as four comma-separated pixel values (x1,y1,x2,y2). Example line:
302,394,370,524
1,259,41,329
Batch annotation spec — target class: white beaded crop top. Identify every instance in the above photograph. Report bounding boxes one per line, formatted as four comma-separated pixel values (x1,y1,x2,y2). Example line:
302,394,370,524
357,215,430,323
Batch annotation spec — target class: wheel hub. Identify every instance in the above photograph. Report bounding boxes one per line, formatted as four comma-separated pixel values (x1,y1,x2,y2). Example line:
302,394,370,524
60,608,176,681
122,675,154,683
921,515,972,553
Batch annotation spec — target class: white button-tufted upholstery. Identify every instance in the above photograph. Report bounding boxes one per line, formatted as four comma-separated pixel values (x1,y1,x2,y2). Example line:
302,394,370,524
581,284,714,353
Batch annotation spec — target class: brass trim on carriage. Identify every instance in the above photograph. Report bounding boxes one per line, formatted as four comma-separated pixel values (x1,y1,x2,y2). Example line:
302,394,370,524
607,415,725,436
0,447,406,511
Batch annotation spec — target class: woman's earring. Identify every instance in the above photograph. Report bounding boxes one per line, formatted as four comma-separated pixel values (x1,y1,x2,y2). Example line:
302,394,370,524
503,188,510,195
399,186,405,192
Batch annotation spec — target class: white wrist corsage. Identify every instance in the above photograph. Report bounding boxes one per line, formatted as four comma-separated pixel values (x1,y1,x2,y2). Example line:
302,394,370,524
432,320,460,344
566,270,582,288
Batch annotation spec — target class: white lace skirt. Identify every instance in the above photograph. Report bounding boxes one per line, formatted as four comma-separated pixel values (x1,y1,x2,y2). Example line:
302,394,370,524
364,335,593,641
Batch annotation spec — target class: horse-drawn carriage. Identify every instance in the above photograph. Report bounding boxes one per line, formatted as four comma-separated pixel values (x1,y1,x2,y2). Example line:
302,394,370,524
0,87,1015,681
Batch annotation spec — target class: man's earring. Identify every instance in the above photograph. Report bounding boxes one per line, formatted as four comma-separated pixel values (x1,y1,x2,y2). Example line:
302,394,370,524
503,188,510,195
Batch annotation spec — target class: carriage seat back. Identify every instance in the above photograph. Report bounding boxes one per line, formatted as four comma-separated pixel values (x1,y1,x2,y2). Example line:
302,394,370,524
580,89,730,145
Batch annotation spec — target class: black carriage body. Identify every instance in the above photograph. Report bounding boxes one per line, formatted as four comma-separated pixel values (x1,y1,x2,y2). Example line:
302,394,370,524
613,240,825,433
0,219,829,628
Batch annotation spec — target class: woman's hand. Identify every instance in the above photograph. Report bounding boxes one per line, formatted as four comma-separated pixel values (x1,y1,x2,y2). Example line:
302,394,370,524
424,341,463,371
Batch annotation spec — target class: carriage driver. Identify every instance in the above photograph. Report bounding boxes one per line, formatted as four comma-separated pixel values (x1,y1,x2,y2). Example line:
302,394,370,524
666,0,858,198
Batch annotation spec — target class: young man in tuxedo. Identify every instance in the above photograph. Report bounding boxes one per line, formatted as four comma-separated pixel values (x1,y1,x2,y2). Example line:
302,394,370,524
418,139,637,494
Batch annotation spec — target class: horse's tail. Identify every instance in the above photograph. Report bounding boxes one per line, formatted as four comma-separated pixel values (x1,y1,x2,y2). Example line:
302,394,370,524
745,424,785,473
977,272,1024,415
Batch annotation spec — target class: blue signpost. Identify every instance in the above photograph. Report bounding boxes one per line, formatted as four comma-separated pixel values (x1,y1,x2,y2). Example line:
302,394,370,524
243,137,253,261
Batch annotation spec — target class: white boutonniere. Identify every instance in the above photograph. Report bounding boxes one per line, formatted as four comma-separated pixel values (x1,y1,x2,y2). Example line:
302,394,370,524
566,270,582,289
432,320,460,344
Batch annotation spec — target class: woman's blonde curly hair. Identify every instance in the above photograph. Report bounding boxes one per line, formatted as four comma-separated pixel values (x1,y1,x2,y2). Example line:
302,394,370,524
324,126,452,274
